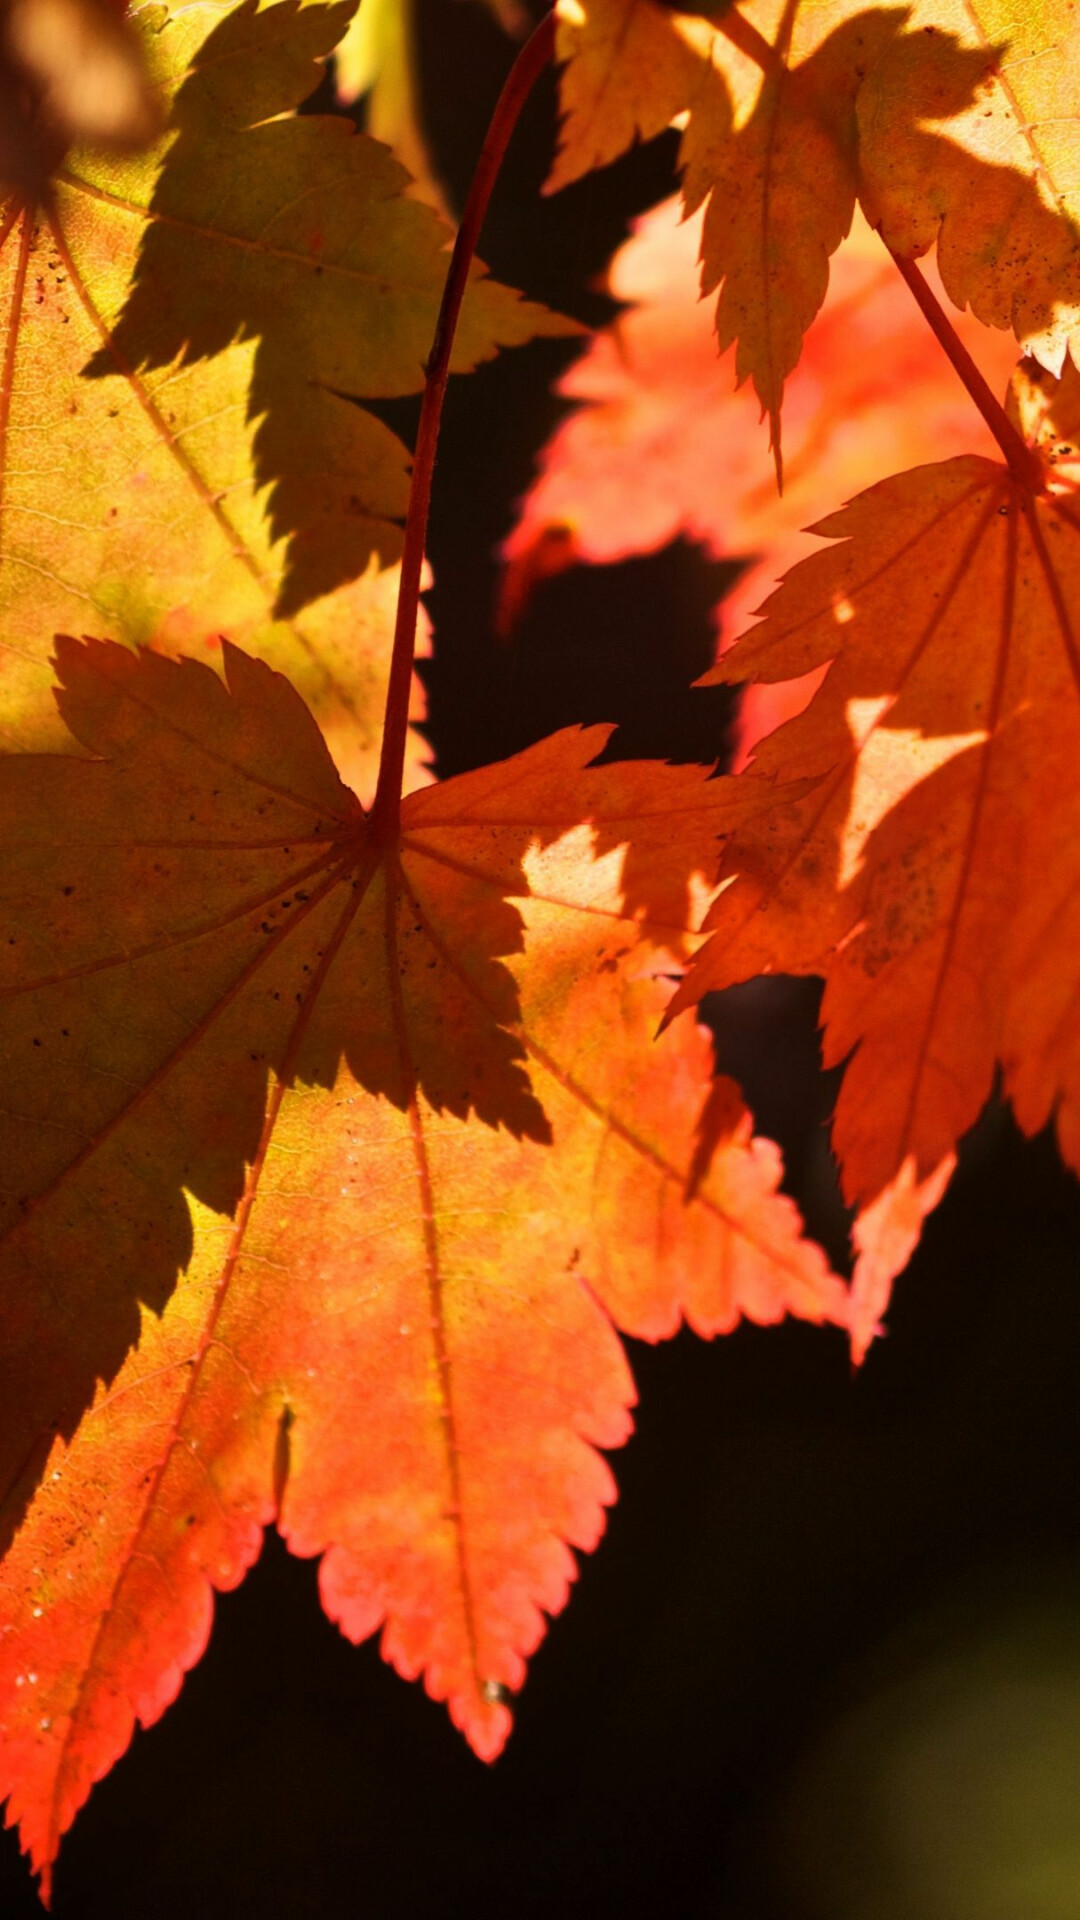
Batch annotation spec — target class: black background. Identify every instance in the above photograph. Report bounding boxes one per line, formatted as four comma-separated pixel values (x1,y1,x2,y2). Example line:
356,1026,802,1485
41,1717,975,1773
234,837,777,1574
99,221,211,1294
4,3,1080,1912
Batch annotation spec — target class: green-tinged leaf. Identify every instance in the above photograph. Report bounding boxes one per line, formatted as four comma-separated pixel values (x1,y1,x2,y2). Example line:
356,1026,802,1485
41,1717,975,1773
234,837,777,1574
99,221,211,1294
0,0,575,785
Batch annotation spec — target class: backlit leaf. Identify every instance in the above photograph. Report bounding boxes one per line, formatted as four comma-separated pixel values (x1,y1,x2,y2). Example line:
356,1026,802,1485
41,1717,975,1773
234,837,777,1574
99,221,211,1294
672,373,1080,1211
857,0,1080,375
0,0,573,783
0,637,844,1894
679,2,905,469
551,0,1080,445
547,0,715,193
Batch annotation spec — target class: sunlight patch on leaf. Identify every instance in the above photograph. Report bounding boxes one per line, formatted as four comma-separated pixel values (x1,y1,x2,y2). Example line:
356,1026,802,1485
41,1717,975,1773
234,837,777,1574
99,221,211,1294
838,698,986,889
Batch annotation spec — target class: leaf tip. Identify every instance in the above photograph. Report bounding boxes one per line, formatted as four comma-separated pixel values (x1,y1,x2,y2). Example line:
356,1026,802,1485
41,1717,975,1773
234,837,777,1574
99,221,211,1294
847,1154,957,1363
456,1681,514,1762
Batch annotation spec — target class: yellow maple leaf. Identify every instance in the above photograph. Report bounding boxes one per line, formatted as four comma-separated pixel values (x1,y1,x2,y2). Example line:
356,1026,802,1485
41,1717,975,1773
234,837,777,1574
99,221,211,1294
0,0,573,788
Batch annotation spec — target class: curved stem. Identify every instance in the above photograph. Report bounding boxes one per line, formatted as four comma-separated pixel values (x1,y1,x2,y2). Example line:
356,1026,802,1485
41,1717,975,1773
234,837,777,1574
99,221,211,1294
370,8,557,836
885,241,1044,491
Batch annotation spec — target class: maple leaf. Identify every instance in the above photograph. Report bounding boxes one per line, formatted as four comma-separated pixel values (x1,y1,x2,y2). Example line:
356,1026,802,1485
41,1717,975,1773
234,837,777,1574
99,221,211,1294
546,0,715,194
0,0,572,785
678,3,910,469
502,197,1018,763
550,0,1080,457
669,358,1080,1246
549,0,908,458
856,0,1080,377
0,636,844,1894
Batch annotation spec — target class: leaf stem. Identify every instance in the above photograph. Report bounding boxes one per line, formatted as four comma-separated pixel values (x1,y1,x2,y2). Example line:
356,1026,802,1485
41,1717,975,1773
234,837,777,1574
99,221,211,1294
370,8,557,836
885,241,1044,491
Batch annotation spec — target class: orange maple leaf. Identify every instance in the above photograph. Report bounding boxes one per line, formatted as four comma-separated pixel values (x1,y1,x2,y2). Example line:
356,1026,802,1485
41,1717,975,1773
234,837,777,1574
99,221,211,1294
671,359,1080,1235
0,636,844,1896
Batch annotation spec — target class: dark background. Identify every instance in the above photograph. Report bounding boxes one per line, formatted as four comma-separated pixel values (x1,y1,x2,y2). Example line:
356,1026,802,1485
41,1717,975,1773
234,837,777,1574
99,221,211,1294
4,3,1080,1912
